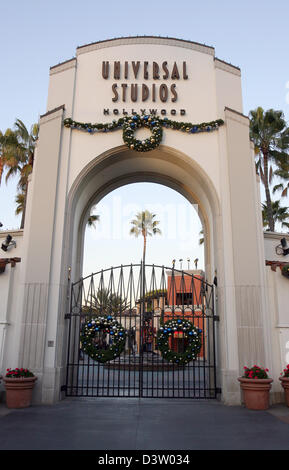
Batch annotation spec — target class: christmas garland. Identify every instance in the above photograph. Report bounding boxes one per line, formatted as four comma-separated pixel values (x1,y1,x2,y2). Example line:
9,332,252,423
80,315,126,363
157,318,202,365
63,114,224,152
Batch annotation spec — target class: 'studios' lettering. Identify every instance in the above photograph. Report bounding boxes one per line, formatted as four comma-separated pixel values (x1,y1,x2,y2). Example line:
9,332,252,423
111,83,178,103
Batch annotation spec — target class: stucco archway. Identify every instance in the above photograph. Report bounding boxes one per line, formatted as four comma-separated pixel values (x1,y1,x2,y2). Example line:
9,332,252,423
64,144,221,287
61,144,221,398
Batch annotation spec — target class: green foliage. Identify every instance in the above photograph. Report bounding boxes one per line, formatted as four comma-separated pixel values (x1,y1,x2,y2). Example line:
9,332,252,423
199,229,204,245
5,368,34,378
140,289,167,300
281,364,289,378
242,365,269,379
87,214,100,228
0,119,39,227
130,210,161,238
130,210,161,262
273,162,289,199
249,107,289,232
90,288,128,316
122,115,163,151
262,200,289,230
15,192,25,216
281,264,289,279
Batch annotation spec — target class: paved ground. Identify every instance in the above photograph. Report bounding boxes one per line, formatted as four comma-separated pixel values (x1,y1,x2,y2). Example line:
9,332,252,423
0,398,289,450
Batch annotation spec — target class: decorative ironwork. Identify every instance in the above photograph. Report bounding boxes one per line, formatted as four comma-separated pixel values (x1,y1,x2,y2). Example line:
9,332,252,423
65,264,218,398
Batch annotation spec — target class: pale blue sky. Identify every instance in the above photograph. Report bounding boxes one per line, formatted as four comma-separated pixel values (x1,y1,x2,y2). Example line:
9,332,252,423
83,183,203,274
1,0,289,272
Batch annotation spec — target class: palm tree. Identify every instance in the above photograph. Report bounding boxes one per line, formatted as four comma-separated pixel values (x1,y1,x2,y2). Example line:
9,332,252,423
199,229,204,245
0,119,39,228
273,161,289,199
91,288,128,315
15,192,25,217
0,128,23,184
249,107,289,232
87,214,100,228
262,200,289,231
130,210,161,263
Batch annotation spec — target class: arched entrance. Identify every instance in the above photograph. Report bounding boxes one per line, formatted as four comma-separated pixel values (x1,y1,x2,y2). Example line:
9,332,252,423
63,145,220,398
65,145,220,285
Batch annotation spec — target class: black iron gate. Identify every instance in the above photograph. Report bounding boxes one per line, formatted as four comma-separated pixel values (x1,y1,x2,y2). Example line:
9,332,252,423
65,264,218,398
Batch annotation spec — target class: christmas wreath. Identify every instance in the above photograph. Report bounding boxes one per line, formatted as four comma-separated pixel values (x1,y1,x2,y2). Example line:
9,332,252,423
80,315,126,363
157,318,202,365
122,115,163,151
63,114,224,153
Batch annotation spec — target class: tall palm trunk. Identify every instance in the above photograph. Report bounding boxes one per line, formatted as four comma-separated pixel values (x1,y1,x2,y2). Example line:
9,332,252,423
142,231,147,264
263,150,275,232
20,151,34,229
20,184,27,229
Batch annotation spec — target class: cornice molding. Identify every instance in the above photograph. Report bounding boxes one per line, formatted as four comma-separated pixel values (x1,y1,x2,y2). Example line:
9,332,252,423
0,229,23,239
76,36,215,57
50,58,76,75
224,107,249,126
264,231,289,241
49,37,241,76
214,58,241,77
40,105,65,125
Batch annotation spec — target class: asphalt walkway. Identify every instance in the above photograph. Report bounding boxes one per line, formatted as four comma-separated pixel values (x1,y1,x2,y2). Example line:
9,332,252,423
0,398,289,450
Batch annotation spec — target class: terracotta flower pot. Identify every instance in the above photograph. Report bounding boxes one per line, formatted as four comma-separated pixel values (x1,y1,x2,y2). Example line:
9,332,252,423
3,376,37,409
279,376,289,407
238,377,273,410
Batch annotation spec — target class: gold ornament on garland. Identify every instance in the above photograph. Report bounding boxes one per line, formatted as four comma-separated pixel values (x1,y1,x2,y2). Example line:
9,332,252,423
63,114,224,152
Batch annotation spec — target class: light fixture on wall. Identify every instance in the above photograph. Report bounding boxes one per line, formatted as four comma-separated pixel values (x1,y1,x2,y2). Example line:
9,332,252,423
275,238,289,256
1,235,16,252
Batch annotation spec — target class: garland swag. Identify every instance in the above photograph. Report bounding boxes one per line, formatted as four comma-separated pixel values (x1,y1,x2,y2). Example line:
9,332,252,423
64,114,224,152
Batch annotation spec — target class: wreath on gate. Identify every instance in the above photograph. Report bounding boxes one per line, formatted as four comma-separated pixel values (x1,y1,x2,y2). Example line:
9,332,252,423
80,315,126,363
157,319,202,365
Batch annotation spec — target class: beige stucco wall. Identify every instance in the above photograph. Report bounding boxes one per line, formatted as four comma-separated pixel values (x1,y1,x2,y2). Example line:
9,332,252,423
47,38,242,203
263,232,289,402
0,230,24,399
